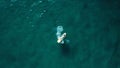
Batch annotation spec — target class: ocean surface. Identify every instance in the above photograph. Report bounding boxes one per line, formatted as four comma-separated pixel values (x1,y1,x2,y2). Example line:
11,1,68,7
0,0,120,68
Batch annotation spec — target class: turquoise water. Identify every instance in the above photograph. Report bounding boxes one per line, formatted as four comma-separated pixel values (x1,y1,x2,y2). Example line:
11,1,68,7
0,0,120,68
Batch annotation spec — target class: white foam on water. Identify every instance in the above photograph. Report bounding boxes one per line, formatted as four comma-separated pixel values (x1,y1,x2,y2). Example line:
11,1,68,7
29,9,33,12
31,2,36,7
57,26,63,33
31,25,34,27
43,10,46,12
10,4,13,6
39,13,44,18
31,1,43,7
38,0,42,3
